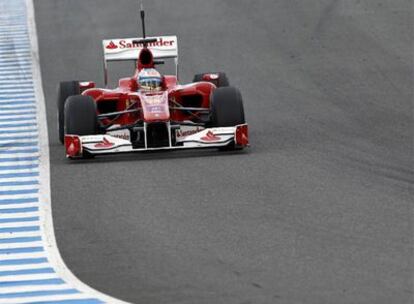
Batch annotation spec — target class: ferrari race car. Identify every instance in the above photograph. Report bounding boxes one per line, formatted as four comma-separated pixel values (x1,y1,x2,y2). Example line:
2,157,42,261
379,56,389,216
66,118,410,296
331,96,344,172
58,7,248,158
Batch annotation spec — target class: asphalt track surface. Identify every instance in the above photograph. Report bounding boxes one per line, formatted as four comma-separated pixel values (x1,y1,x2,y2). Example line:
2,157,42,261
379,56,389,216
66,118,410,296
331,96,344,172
34,1,412,303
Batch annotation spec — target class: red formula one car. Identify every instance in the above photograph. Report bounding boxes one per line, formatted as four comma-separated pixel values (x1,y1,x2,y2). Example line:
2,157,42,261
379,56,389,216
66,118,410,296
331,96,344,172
57,8,248,158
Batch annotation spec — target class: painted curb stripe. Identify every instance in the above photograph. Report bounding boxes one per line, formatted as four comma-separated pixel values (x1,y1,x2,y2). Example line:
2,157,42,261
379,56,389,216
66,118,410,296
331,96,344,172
0,267,54,277
0,207,39,213
0,258,48,266
0,1,130,303
0,236,41,243
0,216,39,224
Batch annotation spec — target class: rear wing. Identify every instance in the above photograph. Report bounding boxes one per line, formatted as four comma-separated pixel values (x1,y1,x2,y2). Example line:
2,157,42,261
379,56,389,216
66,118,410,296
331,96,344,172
102,35,178,86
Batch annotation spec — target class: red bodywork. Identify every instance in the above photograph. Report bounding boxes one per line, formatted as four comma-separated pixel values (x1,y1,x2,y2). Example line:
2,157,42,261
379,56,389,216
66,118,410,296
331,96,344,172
80,48,215,128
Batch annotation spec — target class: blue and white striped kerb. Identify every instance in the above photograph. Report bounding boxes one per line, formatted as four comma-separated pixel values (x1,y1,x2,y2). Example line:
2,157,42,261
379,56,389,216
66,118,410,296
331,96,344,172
0,1,129,303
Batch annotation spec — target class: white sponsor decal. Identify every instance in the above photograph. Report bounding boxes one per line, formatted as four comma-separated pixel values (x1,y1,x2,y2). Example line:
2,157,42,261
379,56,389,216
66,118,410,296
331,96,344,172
175,125,204,139
106,129,130,141
144,95,163,105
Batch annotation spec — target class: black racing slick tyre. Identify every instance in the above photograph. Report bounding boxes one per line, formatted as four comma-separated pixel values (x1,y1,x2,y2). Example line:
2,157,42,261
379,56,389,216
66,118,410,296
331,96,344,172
210,87,245,127
193,72,229,87
64,95,97,137
58,81,80,144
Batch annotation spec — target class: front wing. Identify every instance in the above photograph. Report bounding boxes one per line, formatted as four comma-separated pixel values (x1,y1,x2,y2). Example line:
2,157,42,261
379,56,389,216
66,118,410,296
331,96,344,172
65,124,248,158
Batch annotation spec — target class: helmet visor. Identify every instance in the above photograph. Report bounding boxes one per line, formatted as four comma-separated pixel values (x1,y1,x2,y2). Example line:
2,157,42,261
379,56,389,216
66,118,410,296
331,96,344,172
139,77,162,90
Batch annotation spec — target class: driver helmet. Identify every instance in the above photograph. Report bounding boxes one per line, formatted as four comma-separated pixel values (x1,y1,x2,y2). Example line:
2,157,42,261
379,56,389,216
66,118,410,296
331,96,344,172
138,68,162,91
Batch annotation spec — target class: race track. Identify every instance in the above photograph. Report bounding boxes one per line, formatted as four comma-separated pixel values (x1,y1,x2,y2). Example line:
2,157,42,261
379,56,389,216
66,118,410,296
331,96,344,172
33,0,412,303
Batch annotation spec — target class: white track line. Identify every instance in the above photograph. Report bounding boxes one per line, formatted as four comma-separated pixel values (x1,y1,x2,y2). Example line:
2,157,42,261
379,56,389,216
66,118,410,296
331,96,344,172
2,295,97,304
0,262,50,272
0,284,73,293
0,240,43,249
0,232,41,240
0,251,46,260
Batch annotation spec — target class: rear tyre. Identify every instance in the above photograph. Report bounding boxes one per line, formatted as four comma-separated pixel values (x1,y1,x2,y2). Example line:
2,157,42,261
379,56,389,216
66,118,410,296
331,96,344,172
64,95,97,137
193,72,229,87
58,81,80,144
210,87,246,151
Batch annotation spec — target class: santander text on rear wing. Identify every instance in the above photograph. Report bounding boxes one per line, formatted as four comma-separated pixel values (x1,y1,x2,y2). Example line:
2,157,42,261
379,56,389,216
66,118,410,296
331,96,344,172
102,35,178,61
102,35,178,86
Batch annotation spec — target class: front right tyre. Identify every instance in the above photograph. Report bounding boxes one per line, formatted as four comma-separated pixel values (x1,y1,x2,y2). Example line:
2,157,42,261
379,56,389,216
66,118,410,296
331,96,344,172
209,87,246,151
210,86,245,127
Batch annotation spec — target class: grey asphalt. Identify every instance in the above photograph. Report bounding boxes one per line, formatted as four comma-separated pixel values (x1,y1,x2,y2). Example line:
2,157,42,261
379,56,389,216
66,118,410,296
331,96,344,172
33,0,413,303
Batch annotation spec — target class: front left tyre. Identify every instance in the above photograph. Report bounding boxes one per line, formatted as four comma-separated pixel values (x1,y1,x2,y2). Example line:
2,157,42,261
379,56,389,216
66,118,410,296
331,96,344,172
64,95,97,137
57,81,80,144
